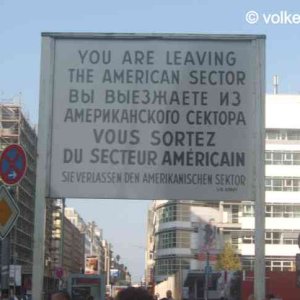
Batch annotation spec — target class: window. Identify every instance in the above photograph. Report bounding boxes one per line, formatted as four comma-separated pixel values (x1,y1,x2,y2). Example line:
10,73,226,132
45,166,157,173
156,230,190,249
156,231,176,249
245,259,293,272
265,152,272,163
266,129,300,141
294,206,300,218
155,257,190,276
157,203,190,223
242,234,254,244
265,205,272,217
158,204,177,223
285,153,292,162
287,130,300,140
242,259,254,271
265,151,300,165
265,179,272,190
265,232,282,244
265,204,300,218
273,152,282,164
282,232,298,245
266,130,281,140
265,177,300,191
243,205,254,217
283,205,293,218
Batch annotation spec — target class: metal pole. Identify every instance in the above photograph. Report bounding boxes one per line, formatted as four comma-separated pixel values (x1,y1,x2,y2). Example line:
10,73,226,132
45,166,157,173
204,251,209,300
32,36,55,299
253,38,266,300
59,198,65,290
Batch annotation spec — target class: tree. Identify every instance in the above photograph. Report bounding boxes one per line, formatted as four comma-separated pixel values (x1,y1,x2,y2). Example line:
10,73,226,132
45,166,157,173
216,242,241,271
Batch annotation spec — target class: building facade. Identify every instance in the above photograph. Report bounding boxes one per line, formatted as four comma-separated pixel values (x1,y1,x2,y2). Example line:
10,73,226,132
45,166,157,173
0,102,37,294
146,94,300,293
46,200,85,292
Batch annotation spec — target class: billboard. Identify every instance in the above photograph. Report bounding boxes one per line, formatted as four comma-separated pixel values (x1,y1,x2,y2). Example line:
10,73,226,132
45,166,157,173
40,33,265,200
195,206,223,261
85,255,99,275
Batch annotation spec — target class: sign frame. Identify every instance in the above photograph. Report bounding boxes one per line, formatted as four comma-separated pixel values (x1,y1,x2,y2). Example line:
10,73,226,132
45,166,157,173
40,33,265,201
33,33,265,300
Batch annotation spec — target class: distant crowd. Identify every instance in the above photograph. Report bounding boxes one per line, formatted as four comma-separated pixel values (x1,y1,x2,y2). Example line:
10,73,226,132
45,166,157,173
45,287,174,300
3,287,281,300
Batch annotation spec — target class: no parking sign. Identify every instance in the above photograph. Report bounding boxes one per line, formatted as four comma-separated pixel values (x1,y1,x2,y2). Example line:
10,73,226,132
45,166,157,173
0,144,27,185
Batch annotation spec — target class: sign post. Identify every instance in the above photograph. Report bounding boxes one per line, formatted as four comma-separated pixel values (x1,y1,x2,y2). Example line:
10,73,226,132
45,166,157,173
33,33,265,299
253,38,265,300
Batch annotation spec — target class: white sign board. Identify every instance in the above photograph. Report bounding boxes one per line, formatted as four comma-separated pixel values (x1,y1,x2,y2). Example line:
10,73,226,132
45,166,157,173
9,265,21,286
41,33,265,200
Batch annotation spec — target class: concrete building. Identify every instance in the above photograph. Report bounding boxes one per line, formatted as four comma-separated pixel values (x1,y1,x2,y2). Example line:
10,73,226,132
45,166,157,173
64,208,111,279
48,200,84,291
0,102,37,295
62,217,85,275
146,94,300,298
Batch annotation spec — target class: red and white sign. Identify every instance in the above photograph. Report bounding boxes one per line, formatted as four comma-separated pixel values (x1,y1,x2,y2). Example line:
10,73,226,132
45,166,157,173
55,267,64,279
0,144,27,185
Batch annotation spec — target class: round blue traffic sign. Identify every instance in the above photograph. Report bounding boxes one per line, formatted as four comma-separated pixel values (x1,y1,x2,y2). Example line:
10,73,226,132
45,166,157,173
0,144,27,185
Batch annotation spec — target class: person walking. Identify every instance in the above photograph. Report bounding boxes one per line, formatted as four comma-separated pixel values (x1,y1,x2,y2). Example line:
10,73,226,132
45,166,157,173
166,290,174,300
50,291,71,300
116,287,153,300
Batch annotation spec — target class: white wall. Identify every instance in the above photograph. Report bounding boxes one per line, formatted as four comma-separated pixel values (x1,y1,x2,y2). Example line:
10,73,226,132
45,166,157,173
266,95,300,129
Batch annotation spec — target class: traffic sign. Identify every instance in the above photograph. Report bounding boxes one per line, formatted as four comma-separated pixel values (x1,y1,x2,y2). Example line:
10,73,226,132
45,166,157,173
0,185,20,239
205,265,212,274
55,267,64,279
0,144,27,185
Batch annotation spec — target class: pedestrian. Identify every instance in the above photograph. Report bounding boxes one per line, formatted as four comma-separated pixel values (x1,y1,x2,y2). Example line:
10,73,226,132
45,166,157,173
219,288,227,300
8,291,18,300
86,296,94,300
50,291,71,300
116,287,153,300
166,290,174,300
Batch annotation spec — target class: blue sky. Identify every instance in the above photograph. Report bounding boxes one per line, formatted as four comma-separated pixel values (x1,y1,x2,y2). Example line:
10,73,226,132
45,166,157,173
1,0,300,282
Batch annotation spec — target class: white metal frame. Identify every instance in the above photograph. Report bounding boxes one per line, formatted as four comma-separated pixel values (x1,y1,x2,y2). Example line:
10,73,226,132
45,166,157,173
32,33,266,299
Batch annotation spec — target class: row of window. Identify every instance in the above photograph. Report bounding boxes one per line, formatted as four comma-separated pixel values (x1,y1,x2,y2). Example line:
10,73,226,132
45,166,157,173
243,204,300,218
155,257,190,276
156,230,190,249
243,259,294,272
157,203,190,223
265,177,300,191
265,151,300,165
266,129,300,141
155,257,295,277
242,231,299,245
157,202,300,227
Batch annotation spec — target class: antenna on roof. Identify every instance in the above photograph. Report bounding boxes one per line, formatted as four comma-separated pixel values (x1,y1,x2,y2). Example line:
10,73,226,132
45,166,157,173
272,75,279,95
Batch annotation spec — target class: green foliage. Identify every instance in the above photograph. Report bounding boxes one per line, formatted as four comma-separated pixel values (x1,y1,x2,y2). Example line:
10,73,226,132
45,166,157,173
216,242,241,271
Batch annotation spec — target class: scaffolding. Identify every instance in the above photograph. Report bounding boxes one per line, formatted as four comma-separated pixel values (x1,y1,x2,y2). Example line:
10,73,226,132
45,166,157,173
0,102,37,292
